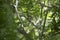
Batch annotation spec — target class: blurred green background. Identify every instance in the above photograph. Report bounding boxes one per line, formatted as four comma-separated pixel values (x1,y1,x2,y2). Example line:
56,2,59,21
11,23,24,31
0,0,60,40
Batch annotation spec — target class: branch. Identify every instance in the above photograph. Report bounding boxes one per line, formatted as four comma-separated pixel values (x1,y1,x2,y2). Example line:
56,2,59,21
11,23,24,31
17,28,28,36
17,28,33,40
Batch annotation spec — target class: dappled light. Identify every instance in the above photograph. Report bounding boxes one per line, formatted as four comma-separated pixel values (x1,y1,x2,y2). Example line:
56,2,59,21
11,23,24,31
0,0,60,40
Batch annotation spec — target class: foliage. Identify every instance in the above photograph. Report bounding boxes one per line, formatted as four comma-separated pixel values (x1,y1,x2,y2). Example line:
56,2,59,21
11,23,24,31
0,0,60,40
